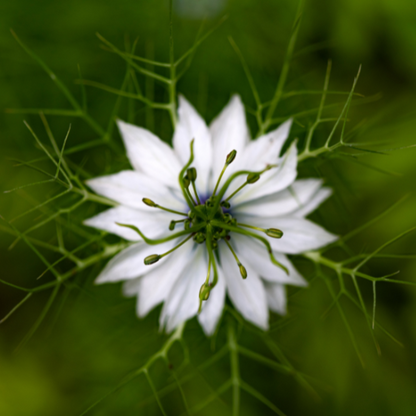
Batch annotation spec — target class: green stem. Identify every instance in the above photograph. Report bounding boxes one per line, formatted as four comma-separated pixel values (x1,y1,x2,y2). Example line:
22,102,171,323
160,234,193,258
225,181,248,202
191,181,201,205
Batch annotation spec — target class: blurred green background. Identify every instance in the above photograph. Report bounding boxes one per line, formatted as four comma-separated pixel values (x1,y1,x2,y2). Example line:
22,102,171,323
1,0,416,415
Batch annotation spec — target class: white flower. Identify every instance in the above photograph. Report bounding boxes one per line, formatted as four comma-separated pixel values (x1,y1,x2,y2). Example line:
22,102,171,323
84,95,337,335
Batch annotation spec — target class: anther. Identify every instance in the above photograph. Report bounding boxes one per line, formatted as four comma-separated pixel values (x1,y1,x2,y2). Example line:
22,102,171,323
226,150,237,165
144,254,160,265
247,173,260,184
239,264,247,279
199,283,210,301
142,198,188,216
187,167,197,181
265,228,284,239
143,198,157,207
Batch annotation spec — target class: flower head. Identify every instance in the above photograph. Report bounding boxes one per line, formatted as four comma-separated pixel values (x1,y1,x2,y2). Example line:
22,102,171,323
85,95,336,335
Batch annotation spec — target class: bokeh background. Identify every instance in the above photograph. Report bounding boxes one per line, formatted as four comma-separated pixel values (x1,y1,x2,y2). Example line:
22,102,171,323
1,0,416,415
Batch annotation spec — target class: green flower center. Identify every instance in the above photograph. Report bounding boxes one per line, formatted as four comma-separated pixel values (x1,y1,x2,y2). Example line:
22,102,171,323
117,140,287,312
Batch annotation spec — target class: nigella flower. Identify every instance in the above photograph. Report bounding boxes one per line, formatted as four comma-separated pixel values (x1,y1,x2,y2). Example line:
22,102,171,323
84,95,337,335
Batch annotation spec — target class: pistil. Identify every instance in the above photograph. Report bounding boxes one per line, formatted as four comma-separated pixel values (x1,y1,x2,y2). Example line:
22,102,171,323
225,239,247,279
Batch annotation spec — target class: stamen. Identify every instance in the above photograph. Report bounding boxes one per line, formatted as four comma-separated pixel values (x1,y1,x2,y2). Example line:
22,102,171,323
198,259,212,312
187,167,201,205
178,140,198,211
210,220,289,274
211,164,276,214
116,222,205,245
212,149,237,196
238,223,283,239
225,239,247,279
224,172,262,203
169,219,186,231
198,224,219,311
143,234,193,266
142,198,188,217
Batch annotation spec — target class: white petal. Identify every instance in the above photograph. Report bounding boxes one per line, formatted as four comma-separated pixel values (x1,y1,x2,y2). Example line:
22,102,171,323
210,95,250,188
198,264,226,336
293,187,332,217
220,242,269,330
117,119,182,188
231,234,307,286
122,277,140,297
95,239,179,283
231,140,298,204
86,170,185,212
84,206,180,241
240,119,292,169
160,245,208,332
265,283,287,315
233,179,323,217
237,215,338,254
173,96,213,195
123,240,195,317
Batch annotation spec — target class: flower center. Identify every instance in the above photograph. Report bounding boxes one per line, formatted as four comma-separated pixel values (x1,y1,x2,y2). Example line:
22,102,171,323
116,140,287,312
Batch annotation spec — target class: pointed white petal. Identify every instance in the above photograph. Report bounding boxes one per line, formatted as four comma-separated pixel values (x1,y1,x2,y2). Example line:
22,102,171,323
220,242,269,330
265,283,287,315
122,277,140,297
86,170,185,212
173,96,212,195
230,140,298,204
293,187,332,217
84,206,180,241
231,234,307,286
233,179,323,217
210,95,250,188
117,119,182,188
237,215,338,254
198,264,226,336
240,119,292,169
95,239,179,284
160,245,208,332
